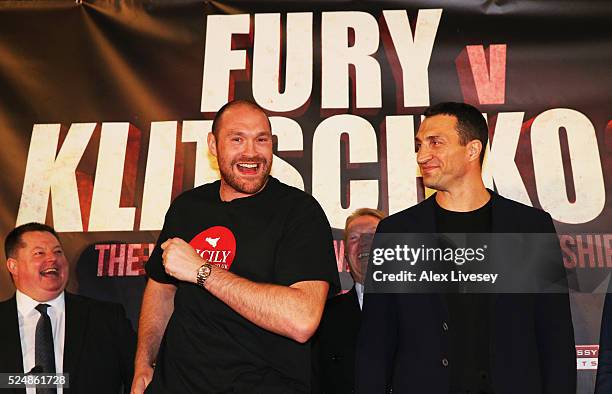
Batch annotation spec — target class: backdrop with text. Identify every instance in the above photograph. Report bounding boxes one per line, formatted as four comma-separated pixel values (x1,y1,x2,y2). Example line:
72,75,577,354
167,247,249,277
0,1,610,392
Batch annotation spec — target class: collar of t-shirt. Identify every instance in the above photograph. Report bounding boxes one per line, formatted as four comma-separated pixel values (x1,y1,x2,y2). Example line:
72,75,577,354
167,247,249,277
434,195,493,234
216,176,277,204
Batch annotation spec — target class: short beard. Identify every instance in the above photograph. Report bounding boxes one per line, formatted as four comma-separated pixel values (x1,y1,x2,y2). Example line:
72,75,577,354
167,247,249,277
219,156,271,195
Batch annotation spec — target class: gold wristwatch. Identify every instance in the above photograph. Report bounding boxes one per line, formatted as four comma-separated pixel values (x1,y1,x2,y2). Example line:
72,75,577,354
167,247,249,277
196,263,212,288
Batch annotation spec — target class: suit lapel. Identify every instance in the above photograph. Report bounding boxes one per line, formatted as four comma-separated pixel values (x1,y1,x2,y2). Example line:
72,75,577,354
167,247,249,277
346,286,362,317
0,295,24,373
488,191,513,364
63,292,89,376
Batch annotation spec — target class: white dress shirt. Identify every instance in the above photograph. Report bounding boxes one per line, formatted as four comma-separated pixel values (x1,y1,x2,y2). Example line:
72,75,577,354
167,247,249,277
355,282,364,310
16,290,65,394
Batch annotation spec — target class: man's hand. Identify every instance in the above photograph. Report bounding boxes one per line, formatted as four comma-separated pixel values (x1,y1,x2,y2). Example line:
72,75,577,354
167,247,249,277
161,238,203,283
133,279,176,394
161,238,328,343
130,365,154,394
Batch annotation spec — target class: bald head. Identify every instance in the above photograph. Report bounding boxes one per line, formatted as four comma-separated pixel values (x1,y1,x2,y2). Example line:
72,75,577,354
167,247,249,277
212,100,271,137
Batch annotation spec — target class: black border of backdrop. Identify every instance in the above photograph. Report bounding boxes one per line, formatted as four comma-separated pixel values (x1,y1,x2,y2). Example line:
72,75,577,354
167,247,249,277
1,1,610,392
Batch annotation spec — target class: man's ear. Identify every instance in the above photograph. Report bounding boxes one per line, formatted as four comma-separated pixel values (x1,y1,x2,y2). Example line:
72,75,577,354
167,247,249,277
6,258,18,277
467,140,482,162
207,132,218,158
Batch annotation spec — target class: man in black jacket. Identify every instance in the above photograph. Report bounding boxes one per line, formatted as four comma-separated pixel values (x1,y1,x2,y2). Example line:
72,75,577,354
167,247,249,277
355,102,576,394
313,208,385,393
0,222,136,393
596,280,612,393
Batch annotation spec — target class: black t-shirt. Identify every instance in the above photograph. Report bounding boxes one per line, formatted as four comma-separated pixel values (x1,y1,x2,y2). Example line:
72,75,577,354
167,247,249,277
435,197,494,394
145,177,340,393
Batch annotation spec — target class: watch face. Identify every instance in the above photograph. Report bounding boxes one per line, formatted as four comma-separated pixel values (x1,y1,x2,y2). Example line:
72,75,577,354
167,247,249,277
197,264,212,287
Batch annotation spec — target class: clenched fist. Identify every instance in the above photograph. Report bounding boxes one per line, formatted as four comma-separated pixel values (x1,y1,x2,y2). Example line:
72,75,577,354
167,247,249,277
161,238,203,283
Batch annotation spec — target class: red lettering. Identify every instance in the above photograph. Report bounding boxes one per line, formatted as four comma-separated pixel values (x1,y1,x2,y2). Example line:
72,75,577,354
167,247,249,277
595,234,605,268
333,240,347,272
456,44,507,105
92,243,154,277
605,235,612,268
577,235,596,268
126,244,143,276
560,235,577,269
95,244,110,276
108,244,126,276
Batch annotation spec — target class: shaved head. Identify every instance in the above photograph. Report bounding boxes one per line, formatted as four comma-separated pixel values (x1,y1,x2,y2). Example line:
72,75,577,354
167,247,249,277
212,100,271,137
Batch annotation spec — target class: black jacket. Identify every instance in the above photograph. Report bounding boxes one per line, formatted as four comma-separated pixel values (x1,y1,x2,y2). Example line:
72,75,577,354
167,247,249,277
313,286,362,394
355,191,576,394
0,292,136,394
595,280,612,393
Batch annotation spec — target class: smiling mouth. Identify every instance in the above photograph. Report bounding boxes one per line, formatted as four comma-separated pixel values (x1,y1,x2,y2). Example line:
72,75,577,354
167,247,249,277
236,162,261,175
420,166,439,174
40,267,60,277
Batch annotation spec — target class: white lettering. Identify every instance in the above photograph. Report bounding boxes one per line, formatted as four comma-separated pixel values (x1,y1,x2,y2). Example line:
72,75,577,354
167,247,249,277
140,122,177,230
182,120,218,187
88,123,136,232
312,114,379,228
321,11,381,108
382,9,442,107
385,115,418,213
201,14,250,112
487,112,532,205
270,117,305,190
531,108,605,223
253,13,313,111
17,123,95,231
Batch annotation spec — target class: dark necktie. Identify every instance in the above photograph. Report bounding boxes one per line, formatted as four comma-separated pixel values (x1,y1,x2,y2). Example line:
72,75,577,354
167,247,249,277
35,304,57,394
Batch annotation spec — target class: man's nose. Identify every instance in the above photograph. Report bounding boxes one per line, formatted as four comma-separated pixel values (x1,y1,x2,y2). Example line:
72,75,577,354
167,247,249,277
243,139,256,156
417,145,432,164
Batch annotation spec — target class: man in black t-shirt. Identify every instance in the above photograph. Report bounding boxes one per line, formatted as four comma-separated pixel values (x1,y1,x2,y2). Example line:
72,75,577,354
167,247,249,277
131,100,339,394
356,102,576,393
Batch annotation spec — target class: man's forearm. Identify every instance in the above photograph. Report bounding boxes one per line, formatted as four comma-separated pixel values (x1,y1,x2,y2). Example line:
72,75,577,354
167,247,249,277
160,237,329,343
134,279,176,369
204,266,328,343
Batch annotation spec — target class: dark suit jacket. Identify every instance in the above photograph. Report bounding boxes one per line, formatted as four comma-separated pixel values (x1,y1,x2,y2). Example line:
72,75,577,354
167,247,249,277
595,280,612,393
0,292,136,394
313,286,362,394
355,191,576,394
